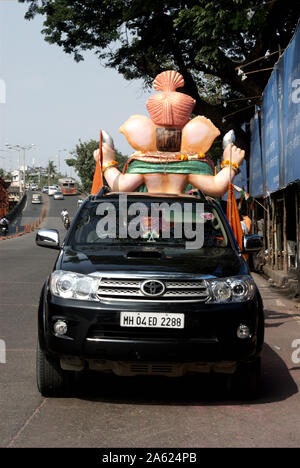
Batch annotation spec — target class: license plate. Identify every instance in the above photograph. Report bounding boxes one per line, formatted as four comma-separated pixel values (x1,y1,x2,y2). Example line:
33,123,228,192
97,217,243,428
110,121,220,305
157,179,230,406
120,312,184,329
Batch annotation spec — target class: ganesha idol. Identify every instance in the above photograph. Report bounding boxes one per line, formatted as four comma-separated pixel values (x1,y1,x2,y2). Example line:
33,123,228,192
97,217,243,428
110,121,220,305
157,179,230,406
93,70,245,196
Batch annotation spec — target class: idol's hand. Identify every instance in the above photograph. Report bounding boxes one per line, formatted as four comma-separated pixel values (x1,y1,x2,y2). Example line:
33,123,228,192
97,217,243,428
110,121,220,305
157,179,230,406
222,143,245,167
93,143,116,163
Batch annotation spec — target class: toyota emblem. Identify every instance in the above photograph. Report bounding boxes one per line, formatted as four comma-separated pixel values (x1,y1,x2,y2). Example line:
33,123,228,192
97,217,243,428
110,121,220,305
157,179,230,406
141,280,166,297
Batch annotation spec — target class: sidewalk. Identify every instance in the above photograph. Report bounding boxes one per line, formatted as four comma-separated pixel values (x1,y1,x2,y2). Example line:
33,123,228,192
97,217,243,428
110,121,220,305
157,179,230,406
260,264,299,299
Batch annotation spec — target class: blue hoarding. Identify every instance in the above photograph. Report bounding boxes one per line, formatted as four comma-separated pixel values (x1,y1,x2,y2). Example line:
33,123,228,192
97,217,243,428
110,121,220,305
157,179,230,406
261,71,280,193
254,24,300,193
282,26,300,185
249,113,264,197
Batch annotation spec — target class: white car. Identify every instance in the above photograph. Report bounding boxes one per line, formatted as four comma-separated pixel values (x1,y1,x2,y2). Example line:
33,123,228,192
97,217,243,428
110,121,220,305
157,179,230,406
53,191,64,200
48,186,58,196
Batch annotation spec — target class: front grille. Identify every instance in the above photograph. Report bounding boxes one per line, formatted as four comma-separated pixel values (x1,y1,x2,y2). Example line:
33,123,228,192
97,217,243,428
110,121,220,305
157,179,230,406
96,277,210,302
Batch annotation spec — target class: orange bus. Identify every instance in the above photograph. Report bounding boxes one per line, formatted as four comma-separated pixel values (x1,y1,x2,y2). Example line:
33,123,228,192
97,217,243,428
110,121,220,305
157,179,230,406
58,178,78,195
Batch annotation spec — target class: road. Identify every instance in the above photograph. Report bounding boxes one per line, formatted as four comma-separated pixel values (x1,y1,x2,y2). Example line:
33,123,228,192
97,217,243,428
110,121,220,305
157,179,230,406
0,193,300,448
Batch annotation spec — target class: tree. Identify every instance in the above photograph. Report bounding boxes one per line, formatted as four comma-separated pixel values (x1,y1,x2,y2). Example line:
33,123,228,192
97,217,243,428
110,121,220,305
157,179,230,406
66,139,127,192
46,160,57,179
19,0,299,150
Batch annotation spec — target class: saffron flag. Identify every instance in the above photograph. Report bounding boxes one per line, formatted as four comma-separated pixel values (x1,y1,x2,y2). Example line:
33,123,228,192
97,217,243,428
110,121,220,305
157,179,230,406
91,131,104,195
226,183,243,250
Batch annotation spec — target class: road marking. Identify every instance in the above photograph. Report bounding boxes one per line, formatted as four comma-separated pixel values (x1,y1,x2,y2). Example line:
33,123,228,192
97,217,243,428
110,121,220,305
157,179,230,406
7,398,48,448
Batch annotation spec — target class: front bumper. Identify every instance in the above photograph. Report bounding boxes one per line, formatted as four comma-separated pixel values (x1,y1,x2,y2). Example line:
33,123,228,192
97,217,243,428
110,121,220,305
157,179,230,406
39,290,263,367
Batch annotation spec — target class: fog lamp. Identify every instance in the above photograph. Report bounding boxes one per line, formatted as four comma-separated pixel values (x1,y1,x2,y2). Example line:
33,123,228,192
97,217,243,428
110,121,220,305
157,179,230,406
54,320,68,335
237,324,251,339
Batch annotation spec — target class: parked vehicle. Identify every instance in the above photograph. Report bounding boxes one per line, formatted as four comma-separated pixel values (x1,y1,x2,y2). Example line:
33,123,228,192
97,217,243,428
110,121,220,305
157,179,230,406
53,191,64,200
31,193,43,204
35,189,264,398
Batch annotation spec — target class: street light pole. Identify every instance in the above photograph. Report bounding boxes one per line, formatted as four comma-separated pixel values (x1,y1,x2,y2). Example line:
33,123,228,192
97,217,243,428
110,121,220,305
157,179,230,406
5,144,36,193
5,145,22,191
57,148,67,175
0,149,7,174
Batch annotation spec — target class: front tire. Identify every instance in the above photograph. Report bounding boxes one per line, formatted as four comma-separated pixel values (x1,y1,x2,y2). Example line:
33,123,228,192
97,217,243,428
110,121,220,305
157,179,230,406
36,340,75,397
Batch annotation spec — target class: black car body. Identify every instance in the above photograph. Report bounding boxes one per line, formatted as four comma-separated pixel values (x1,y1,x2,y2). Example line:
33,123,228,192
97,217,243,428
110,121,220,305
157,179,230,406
36,190,264,398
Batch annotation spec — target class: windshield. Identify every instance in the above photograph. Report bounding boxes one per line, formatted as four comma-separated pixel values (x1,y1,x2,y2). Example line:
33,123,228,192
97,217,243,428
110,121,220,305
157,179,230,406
68,198,228,251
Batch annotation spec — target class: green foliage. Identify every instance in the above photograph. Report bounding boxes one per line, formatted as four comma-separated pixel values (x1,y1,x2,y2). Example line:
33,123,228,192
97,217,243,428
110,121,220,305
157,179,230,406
19,0,299,147
46,160,57,178
66,139,127,193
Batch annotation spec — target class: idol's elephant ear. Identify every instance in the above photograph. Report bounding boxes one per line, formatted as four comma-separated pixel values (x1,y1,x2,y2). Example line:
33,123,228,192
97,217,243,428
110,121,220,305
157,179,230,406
119,115,157,152
181,116,220,154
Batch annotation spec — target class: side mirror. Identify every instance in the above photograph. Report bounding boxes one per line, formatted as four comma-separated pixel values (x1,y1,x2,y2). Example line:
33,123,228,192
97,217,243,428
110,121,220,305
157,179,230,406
243,234,263,252
36,229,60,249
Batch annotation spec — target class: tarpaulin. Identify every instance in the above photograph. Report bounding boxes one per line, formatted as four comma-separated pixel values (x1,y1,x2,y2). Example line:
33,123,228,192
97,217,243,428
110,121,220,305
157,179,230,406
252,23,300,193
280,26,300,185
261,71,280,193
249,113,264,197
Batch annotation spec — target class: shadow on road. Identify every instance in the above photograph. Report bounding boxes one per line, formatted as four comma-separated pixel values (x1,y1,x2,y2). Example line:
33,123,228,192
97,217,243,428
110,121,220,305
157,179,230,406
264,309,300,328
74,344,298,406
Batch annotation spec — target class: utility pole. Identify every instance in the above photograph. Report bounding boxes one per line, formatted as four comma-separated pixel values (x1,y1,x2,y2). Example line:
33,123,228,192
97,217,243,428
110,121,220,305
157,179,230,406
57,148,67,176
6,144,36,193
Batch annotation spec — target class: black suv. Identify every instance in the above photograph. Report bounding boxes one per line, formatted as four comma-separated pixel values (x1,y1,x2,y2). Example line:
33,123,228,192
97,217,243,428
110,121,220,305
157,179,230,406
36,189,264,398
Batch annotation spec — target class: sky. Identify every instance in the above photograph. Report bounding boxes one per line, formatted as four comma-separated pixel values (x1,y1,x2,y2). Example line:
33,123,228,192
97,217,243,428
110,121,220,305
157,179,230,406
0,0,152,178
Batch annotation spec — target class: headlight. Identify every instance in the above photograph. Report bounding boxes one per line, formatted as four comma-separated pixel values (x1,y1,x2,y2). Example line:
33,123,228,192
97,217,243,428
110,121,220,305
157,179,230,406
50,270,99,301
207,275,255,303
210,280,231,303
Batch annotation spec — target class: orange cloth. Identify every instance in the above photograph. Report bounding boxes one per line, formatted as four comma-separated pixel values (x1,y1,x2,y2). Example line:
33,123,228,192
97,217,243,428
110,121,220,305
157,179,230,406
91,157,103,194
91,131,104,195
226,183,243,250
243,215,252,234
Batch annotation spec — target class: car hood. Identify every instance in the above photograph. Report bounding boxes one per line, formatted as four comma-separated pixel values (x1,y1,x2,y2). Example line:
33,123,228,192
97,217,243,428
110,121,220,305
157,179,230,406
56,245,247,278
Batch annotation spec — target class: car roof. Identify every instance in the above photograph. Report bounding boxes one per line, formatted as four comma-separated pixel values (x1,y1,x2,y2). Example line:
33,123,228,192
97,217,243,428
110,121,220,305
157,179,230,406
88,190,217,207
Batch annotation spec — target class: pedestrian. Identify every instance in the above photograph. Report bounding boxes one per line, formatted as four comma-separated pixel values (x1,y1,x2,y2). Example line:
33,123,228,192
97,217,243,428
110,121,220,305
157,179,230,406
239,213,248,235
241,211,252,234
